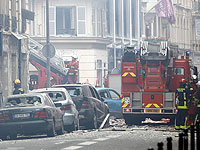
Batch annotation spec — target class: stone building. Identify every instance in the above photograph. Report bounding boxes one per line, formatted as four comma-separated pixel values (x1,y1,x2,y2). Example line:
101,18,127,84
30,0,200,87
142,0,200,70
0,0,33,105
28,0,140,86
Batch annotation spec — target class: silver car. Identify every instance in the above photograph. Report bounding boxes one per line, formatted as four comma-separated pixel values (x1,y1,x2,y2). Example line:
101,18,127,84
31,88,79,132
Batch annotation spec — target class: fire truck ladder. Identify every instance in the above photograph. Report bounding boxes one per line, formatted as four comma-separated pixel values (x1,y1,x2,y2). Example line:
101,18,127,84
29,38,68,76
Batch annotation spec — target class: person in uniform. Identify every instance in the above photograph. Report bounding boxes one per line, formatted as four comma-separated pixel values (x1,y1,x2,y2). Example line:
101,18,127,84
66,56,79,84
194,81,200,123
13,79,24,95
186,75,198,127
175,79,189,129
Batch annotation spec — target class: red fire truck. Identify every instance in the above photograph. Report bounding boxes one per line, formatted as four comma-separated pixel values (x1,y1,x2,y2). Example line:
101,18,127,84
29,39,69,89
121,40,198,125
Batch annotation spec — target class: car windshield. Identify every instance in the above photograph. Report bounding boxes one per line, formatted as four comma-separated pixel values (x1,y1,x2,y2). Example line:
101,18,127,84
65,87,82,97
4,96,42,108
44,91,65,101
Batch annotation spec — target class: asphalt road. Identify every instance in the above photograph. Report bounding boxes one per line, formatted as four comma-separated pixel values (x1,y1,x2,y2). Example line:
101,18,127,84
0,125,180,150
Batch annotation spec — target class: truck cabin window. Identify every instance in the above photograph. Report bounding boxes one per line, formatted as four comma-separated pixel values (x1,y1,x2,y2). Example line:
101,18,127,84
174,67,184,75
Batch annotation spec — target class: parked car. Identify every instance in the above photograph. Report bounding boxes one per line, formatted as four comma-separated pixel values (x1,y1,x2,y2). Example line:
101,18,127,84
31,88,79,132
96,88,122,118
0,93,64,140
53,84,109,129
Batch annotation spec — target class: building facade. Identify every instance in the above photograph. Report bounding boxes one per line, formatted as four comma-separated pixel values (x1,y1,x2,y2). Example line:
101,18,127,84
0,0,33,105
30,0,200,87
142,0,200,69
29,0,110,86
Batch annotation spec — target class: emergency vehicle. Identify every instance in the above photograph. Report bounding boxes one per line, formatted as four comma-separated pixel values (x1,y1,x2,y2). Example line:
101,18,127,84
29,38,69,89
120,40,198,125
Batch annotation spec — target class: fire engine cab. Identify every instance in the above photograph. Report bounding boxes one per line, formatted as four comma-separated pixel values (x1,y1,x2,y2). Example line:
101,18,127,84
121,40,198,125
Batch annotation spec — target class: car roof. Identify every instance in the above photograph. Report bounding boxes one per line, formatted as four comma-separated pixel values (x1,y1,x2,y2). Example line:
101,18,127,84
53,84,90,87
96,87,114,91
7,92,46,99
31,87,68,93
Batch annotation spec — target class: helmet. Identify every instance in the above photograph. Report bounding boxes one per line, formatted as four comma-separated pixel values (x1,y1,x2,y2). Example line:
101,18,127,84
14,79,21,84
72,55,78,61
192,75,197,80
197,81,200,87
180,78,186,83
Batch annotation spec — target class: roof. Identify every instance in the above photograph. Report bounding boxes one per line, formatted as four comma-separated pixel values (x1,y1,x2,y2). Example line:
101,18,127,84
7,93,46,99
31,87,67,93
53,83,90,87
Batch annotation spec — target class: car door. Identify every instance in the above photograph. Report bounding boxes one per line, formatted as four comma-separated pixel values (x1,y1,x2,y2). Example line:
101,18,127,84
88,86,106,122
64,90,79,120
107,89,121,113
45,95,62,129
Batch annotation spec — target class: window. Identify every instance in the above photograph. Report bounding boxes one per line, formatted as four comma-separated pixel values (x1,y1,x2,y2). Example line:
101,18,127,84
93,88,101,100
115,0,119,36
6,96,42,107
97,9,102,36
56,7,76,35
65,86,83,97
99,91,109,98
174,67,184,75
44,91,66,101
106,0,110,34
77,7,86,35
89,86,97,98
49,7,56,36
109,90,120,99
96,60,102,87
92,8,96,36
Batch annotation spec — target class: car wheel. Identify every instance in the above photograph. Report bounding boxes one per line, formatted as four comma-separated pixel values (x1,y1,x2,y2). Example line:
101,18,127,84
47,122,56,137
9,134,17,140
56,121,65,135
65,121,75,133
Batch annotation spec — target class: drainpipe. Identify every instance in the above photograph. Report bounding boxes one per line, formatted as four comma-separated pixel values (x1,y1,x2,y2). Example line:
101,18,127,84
18,39,22,81
18,0,22,33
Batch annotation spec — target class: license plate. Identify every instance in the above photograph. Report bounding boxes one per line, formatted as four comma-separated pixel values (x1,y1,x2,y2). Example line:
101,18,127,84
144,109,161,113
14,113,30,118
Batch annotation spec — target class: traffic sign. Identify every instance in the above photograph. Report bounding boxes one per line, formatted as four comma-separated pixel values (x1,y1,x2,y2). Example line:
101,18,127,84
42,43,56,58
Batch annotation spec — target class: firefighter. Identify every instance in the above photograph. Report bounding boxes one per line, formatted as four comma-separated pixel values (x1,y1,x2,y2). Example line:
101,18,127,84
175,78,189,130
194,81,200,123
190,75,198,90
66,56,79,84
13,79,24,95
186,75,198,127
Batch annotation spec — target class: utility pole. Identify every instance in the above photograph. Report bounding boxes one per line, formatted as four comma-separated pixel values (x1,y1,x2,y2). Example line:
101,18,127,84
46,0,50,88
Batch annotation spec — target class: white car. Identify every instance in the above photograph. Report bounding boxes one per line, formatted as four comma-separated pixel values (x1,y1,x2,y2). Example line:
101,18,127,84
31,88,79,132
